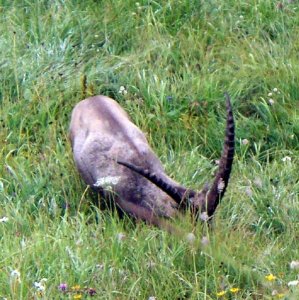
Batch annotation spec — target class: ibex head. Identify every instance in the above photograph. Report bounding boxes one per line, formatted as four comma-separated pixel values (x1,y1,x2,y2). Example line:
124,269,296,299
117,93,234,220
69,93,234,231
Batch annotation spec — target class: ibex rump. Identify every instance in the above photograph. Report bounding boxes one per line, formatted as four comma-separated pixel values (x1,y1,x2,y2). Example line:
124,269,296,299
69,94,234,230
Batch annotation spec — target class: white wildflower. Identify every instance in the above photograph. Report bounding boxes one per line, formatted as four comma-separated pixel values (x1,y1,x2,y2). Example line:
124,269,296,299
268,99,275,105
268,92,273,97
0,216,9,223
118,86,128,95
20,239,26,249
10,270,20,278
239,15,244,19
186,233,196,244
287,280,299,287
273,88,278,92
148,297,156,300
282,156,291,162
34,278,47,292
200,211,209,222
116,232,126,242
242,138,249,145
96,263,104,270
34,282,45,291
290,261,299,270
10,270,21,283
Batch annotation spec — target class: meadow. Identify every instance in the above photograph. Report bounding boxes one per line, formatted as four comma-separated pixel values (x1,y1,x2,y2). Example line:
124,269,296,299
0,0,298,299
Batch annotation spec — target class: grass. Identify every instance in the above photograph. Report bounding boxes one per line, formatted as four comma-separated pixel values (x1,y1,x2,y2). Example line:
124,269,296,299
0,0,298,299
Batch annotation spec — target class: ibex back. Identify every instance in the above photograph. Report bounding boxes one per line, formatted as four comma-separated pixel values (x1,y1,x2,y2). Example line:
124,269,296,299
69,94,234,230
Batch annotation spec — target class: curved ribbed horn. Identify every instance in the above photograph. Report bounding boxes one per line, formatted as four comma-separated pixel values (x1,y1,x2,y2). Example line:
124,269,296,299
205,93,235,216
118,93,234,217
117,160,189,205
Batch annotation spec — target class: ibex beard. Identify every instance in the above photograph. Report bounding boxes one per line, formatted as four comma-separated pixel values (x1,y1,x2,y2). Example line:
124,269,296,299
69,94,235,233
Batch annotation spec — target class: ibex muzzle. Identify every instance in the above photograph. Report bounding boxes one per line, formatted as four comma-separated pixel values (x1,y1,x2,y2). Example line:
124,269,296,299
69,94,234,230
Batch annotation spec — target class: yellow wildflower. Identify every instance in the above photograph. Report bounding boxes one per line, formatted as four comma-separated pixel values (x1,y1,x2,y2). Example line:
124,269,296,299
216,290,226,297
272,290,285,298
71,285,81,291
265,274,276,281
73,295,82,300
230,287,240,293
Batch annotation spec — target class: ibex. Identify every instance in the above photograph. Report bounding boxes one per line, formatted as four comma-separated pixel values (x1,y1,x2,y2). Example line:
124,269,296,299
69,94,234,232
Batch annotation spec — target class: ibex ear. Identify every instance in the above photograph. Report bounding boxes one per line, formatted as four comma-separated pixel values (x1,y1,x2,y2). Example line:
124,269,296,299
188,183,209,217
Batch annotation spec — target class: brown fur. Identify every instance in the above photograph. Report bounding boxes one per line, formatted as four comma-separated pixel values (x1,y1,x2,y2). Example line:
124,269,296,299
69,94,235,232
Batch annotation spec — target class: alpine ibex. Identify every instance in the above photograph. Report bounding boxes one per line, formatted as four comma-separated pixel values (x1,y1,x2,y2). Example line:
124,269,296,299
69,94,234,231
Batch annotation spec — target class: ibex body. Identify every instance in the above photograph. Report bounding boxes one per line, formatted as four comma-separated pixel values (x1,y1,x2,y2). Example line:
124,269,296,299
69,95,234,229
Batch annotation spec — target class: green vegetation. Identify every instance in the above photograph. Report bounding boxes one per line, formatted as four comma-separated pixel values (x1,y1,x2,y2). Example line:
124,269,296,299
0,0,298,299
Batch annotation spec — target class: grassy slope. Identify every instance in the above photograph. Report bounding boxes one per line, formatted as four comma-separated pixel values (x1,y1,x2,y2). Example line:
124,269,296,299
0,0,298,299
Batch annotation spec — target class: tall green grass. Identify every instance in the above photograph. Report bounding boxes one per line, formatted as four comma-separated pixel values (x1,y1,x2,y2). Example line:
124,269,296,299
0,0,298,299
